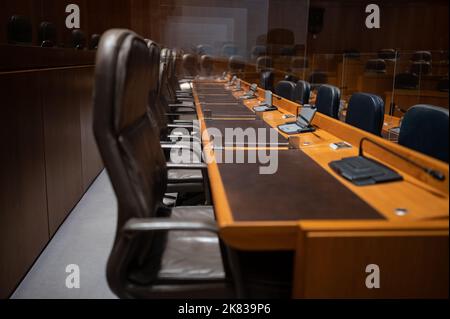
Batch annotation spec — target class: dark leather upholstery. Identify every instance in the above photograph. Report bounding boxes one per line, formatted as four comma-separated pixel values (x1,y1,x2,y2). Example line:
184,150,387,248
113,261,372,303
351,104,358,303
200,55,213,76
7,15,32,45
197,44,213,56
38,22,57,47
410,61,432,76
412,50,432,62
308,71,328,86
275,80,296,100
284,74,299,83
93,29,235,298
293,80,311,105
228,55,245,73
71,29,86,49
145,41,204,187
256,56,273,73
181,53,197,76
378,49,398,61
345,93,385,136
399,105,449,163
260,70,274,91
395,73,419,89
315,84,341,119
343,49,360,59
365,59,387,73
89,34,101,50
157,206,223,281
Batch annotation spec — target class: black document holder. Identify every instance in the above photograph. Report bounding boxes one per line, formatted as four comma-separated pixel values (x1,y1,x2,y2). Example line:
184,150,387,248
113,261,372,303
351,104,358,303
253,104,277,112
278,123,316,134
329,156,403,186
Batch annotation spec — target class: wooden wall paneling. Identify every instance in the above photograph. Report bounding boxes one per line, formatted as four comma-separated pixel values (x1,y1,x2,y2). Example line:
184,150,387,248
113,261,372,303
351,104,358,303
78,67,103,190
307,0,449,54
0,72,49,299
86,0,131,37
41,68,83,235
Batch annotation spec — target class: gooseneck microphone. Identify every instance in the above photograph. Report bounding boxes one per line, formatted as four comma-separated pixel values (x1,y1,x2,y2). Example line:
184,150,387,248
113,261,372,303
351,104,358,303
359,137,446,182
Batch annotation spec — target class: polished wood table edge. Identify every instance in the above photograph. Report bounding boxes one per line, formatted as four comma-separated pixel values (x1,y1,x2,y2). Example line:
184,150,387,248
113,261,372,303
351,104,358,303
239,79,449,192
192,80,449,251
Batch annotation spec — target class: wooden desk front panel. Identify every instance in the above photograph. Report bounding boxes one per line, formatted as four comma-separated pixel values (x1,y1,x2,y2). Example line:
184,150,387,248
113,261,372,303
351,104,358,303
294,229,449,298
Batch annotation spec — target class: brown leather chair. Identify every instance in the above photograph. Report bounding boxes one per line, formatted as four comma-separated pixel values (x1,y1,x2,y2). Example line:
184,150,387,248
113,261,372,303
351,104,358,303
93,29,242,298
200,55,214,76
146,41,206,196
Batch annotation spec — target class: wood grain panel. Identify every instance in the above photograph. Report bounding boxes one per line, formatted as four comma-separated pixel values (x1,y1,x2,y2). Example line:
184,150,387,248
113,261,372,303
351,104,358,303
41,69,83,235
0,72,49,299
78,67,103,189
307,0,449,54
0,44,95,72
294,229,449,298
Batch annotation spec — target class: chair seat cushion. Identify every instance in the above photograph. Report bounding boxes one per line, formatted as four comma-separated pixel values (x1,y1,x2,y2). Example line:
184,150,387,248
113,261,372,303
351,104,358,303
168,169,202,183
157,206,225,281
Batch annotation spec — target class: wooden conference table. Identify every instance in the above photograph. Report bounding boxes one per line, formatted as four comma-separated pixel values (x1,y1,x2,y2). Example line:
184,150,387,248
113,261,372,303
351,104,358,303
191,78,449,298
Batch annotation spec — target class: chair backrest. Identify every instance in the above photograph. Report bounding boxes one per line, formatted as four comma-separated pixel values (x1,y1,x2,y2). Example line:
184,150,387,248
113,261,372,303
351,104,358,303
93,29,169,295
260,70,274,91
275,80,296,100
7,15,32,45
378,49,398,61
256,55,273,73
410,61,432,76
197,44,213,56
412,50,432,62
89,34,101,50
284,74,299,83
71,29,86,49
182,53,197,76
200,55,214,76
345,93,385,136
343,49,360,59
394,73,419,89
145,40,168,136
228,55,245,73
315,84,341,119
38,21,57,47
399,105,449,163
293,80,311,105
365,59,387,73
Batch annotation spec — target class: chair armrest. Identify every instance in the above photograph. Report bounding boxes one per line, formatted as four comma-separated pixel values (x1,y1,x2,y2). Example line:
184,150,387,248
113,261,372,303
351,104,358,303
167,123,196,130
168,104,196,109
166,135,201,142
161,144,203,161
167,162,207,171
123,218,218,236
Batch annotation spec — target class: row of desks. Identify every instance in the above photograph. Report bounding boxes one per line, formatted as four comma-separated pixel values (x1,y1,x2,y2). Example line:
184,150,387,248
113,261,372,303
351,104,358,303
191,78,449,298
